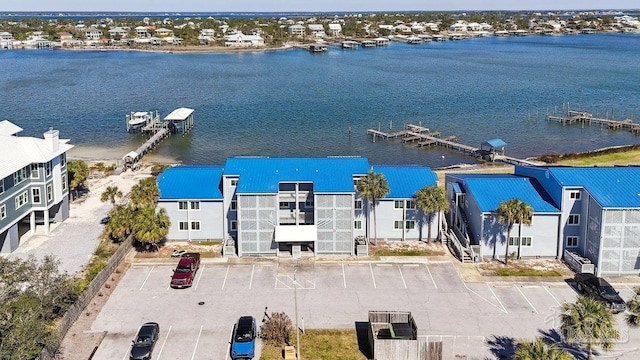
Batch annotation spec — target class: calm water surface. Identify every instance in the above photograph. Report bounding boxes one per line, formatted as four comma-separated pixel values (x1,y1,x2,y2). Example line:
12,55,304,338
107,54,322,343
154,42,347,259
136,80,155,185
1,33,639,166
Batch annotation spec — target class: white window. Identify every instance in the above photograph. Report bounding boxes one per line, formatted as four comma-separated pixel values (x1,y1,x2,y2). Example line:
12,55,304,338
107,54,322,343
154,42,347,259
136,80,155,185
15,191,28,209
354,220,362,229
0,204,6,220
394,220,403,229
568,214,580,225
46,185,52,202
354,200,362,210
178,201,188,210
179,221,189,230
31,164,39,178
191,221,201,230
231,221,238,230
279,202,290,209
32,188,41,204
566,236,578,247
61,174,67,191
305,201,313,207
510,237,532,246
230,179,238,186
394,200,404,209
190,201,200,210
570,191,581,200
13,168,27,185
231,200,237,210
45,161,52,177
406,200,416,209
405,220,415,230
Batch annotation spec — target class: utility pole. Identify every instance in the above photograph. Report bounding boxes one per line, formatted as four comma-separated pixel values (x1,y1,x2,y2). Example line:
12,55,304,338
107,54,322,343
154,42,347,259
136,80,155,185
294,269,300,359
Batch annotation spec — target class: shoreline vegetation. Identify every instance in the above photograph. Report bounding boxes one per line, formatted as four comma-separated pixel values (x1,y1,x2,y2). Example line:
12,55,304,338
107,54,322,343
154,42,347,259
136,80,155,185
1,10,638,53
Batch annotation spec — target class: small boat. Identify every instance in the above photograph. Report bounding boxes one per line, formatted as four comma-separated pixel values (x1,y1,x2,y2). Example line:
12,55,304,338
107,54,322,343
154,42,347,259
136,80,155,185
126,111,154,133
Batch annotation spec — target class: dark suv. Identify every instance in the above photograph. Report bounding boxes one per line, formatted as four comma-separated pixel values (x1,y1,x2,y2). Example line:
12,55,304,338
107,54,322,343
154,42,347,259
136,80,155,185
231,316,257,359
129,322,159,360
574,273,626,313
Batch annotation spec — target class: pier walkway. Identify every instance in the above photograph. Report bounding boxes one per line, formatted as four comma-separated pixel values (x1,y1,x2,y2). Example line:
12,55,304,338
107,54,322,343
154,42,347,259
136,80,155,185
548,110,640,134
367,123,541,167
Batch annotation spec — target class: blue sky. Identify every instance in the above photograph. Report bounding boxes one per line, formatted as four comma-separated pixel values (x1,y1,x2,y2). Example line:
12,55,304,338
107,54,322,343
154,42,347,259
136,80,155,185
1,1,638,12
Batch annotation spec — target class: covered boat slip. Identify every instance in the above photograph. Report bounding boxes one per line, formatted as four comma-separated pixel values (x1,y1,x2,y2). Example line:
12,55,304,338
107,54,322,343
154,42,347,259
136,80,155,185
275,224,317,257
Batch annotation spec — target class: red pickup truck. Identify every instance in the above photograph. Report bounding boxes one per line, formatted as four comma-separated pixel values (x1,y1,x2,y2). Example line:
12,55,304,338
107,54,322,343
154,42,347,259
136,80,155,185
170,252,200,289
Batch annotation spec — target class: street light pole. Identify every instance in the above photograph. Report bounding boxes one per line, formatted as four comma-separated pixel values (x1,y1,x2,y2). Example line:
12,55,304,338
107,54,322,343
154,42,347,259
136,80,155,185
294,270,300,359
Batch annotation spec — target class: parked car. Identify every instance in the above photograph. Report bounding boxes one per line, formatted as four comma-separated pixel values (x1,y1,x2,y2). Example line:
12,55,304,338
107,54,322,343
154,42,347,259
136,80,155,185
573,273,626,313
170,252,200,288
129,322,160,360
231,316,257,360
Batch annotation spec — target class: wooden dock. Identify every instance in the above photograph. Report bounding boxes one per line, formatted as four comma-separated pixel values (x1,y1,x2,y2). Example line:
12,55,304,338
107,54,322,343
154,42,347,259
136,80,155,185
548,110,640,134
367,123,541,167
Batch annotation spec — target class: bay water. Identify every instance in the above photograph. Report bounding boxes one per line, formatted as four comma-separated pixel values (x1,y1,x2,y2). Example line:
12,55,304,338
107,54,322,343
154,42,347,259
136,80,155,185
1,33,639,167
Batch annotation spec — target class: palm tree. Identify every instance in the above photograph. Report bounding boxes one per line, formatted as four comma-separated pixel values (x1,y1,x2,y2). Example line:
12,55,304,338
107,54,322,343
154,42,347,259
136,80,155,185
67,159,89,199
100,186,123,208
513,338,571,360
626,286,640,327
496,198,519,264
132,206,170,251
105,205,135,241
356,171,389,245
514,200,533,259
130,177,159,209
414,185,449,242
561,295,619,359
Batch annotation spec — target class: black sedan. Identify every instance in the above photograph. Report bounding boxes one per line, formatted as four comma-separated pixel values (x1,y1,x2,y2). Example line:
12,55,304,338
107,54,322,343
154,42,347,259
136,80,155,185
573,273,626,313
130,322,160,360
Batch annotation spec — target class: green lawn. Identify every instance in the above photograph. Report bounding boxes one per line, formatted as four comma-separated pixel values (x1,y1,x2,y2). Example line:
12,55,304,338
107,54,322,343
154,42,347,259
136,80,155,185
553,148,640,166
260,329,366,360
495,269,562,277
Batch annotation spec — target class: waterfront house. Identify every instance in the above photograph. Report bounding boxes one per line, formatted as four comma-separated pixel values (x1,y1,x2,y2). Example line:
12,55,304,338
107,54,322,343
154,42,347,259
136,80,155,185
307,24,326,38
0,121,72,253
288,24,305,36
83,28,102,40
0,31,13,49
135,26,150,38
157,157,440,257
327,23,342,37
446,166,640,276
199,28,215,43
108,27,129,39
154,28,173,37
224,32,264,47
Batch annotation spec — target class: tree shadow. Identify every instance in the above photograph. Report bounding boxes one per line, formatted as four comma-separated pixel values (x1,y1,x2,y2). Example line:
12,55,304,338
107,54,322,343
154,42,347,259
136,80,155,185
354,321,372,359
539,328,588,360
486,335,516,359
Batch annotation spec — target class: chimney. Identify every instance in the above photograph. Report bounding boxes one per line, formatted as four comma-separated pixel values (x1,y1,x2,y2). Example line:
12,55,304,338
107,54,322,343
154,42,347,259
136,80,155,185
43,127,59,152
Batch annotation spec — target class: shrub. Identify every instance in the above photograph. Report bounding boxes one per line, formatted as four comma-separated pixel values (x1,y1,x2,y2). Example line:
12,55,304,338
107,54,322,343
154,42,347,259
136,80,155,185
260,312,294,346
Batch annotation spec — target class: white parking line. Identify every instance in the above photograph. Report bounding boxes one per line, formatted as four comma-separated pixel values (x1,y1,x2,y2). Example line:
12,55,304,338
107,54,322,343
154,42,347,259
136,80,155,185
139,266,154,291
397,265,407,289
544,286,562,306
342,263,346,288
156,325,172,359
515,285,538,314
425,264,437,289
464,283,508,314
249,264,255,289
222,265,230,290
369,263,377,289
190,325,203,360
194,265,205,291
487,284,508,314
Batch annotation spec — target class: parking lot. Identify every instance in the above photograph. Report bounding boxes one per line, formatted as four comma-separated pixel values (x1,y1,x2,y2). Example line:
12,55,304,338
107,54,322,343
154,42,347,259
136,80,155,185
90,260,640,359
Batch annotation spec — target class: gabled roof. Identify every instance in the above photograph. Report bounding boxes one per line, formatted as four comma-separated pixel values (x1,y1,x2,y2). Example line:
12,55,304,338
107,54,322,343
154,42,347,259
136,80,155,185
457,174,559,213
548,167,640,208
224,157,370,194
0,122,73,179
158,165,223,200
373,165,437,199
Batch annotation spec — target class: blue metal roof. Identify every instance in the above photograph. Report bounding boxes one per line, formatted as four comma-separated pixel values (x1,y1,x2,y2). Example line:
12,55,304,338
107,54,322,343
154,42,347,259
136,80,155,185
458,174,559,213
158,165,223,200
373,165,438,198
224,157,370,194
548,167,640,208
483,138,507,148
